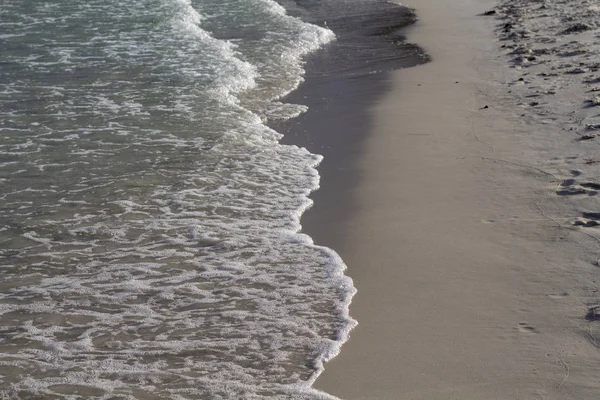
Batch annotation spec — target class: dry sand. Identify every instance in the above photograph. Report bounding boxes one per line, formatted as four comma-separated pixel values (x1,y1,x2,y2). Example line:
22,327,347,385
312,0,600,399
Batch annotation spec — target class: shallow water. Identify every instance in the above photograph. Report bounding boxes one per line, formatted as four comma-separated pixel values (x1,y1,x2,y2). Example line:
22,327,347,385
0,0,421,398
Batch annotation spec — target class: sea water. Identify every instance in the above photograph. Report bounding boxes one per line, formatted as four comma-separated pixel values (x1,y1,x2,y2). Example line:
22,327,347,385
0,0,421,398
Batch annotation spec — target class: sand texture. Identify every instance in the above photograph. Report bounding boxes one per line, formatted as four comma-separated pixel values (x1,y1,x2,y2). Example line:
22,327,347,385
312,0,600,399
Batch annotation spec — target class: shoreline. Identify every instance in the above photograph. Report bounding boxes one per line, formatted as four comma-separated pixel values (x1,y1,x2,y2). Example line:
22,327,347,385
306,0,600,399
272,4,427,392
275,2,426,257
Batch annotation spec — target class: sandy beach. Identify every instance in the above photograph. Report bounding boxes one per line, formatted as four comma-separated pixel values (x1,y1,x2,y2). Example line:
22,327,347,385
4,0,600,396
306,0,600,398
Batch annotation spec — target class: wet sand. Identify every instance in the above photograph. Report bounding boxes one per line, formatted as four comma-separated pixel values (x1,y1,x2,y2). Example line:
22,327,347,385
308,0,600,399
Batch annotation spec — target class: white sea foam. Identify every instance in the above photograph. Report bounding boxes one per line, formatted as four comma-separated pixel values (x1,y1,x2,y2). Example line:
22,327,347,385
0,0,353,398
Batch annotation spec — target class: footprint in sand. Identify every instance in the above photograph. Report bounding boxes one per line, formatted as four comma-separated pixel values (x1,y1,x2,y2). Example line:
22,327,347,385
556,179,599,196
585,306,600,322
517,322,539,334
570,170,582,177
548,292,569,300
581,183,600,190
573,212,600,227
